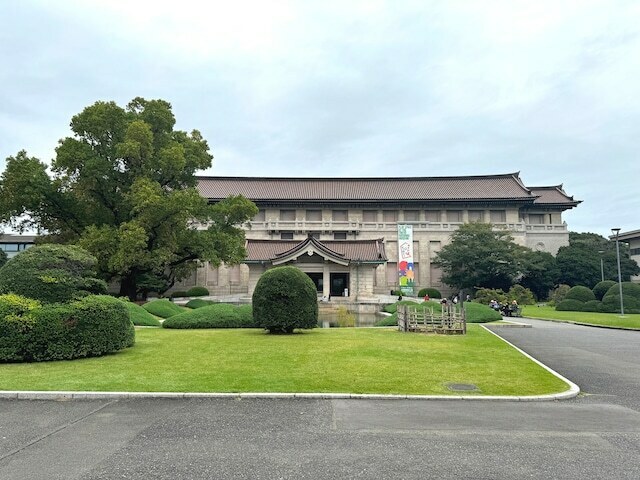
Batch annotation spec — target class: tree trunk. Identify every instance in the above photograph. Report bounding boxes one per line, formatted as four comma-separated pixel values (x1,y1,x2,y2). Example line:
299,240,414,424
119,273,138,301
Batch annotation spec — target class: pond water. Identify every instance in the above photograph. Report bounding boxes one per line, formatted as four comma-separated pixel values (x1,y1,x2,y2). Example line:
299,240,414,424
317,311,386,328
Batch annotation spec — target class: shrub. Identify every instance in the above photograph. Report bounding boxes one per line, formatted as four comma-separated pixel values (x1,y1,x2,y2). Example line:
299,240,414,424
417,288,442,299
142,299,184,318
565,286,596,303
186,298,216,309
0,249,7,268
473,288,507,305
464,303,502,323
163,303,257,329
121,300,161,327
170,291,188,299
603,282,640,300
549,284,571,304
186,286,209,297
592,281,616,301
0,244,107,303
507,285,535,305
601,294,640,314
582,300,602,312
556,299,585,311
0,294,134,362
252,266,318,333
383,300,419,314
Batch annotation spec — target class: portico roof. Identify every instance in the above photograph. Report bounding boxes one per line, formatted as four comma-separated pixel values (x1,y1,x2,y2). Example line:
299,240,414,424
245,238,387,265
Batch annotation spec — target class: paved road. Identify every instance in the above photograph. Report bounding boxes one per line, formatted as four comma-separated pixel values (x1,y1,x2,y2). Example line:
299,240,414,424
1,319,639,479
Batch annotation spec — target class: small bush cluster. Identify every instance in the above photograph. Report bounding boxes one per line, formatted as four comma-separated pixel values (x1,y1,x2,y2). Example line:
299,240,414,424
0,294,134,362
252,266,318,333
186,286,209,297
185,298,217,309
592,281,616,301
163,303,255,329
170,291,188,299
142,299,184,318
554,282,640,313
565,286,596,303
121,300,162,327
473,285,535,306
417,288,442,299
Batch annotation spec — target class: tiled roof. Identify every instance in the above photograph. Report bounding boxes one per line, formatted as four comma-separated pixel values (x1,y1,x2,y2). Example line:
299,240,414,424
198,173,536,202
528,186,581,206
246,238,387,263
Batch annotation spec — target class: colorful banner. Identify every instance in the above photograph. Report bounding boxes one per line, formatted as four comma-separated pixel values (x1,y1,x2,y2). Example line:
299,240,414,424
397,224,414,295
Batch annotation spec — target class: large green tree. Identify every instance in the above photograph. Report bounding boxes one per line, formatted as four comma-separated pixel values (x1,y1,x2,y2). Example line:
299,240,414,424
556,232,639,288
0,98,257,299
433,223,527,291
518,250,560,300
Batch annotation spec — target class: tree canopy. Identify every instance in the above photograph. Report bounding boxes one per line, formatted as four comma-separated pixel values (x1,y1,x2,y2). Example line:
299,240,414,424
556,232,639,288
0,98,257,299
433,223,527,291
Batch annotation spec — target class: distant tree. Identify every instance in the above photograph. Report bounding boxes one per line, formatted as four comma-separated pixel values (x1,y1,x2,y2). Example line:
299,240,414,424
556,232,639,288
518,250,560,300
0,98,257,299
434,223,526,291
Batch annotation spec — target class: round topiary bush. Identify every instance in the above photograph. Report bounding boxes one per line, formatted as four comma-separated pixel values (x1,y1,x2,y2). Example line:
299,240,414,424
142,299,185,318
603,282,640,300
417,288,442,299
0,294,134,362
0,244,107,303
565,286,596,303
601,294,640,314
592,281,616,301
121,300,162,326
185,298,216,309
252,266,318,333
581,300,602,312
170,291,188,299
163,303,256,329
556,299,585,311
464,302,502,323
186,286,209,297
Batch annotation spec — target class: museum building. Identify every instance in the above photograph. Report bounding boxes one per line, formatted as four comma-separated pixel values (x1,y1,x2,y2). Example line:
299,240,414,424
178,173,580,298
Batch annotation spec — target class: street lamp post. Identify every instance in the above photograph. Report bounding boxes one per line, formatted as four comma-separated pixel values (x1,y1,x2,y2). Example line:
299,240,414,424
598,250,605,282
611,228,625,316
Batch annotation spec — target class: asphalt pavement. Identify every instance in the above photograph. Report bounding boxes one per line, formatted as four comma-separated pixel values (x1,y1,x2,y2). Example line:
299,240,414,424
1,318,639,479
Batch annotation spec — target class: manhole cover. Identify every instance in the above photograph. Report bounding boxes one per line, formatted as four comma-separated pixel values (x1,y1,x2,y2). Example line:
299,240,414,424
446,383,479,391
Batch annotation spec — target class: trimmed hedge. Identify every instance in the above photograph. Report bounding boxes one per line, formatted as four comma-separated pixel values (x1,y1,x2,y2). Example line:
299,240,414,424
142,299,185,318
252,266,318,333
0,244,107,303
170,291,188,299
601,282,640,313
593,281,616,301
185,298,216,309
464,302,502,323
186,286,209,297
122,301,162,327
163,303,256,329
565,286,596,303
556,299,586,311
0,294,134,363
417,288,442,299
582,300,602,312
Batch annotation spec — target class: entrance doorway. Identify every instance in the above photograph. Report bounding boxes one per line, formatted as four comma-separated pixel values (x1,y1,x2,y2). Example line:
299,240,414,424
330,273,350,297
305,272,323,292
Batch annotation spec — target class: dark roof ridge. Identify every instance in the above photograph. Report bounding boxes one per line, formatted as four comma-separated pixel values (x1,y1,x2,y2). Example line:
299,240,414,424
197,172,522,182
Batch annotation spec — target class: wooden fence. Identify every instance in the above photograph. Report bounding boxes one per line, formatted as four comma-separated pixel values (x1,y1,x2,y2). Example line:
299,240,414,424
397,304,466,335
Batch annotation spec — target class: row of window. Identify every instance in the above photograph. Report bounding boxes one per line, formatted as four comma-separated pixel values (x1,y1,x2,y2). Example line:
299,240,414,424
0,243,33,252
631,248,640,256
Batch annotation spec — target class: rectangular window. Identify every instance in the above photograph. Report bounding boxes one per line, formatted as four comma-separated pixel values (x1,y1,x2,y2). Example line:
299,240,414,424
306,209,322,221
468,210,484,222
332,210,348,221
253,209,265,221
363,210,377,222
383,210,397,222
425,210,441,222
490,210,506,223
386,262,398,285
281,232,294,240
446,210,462,222
404,210,419,221
334,232,347,240
630,248,640,256
529,214,545,225
280,209,295,221
1,243,19,252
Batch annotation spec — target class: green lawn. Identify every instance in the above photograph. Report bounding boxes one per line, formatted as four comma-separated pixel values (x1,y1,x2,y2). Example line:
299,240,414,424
0,326,568,396
522,305,640,329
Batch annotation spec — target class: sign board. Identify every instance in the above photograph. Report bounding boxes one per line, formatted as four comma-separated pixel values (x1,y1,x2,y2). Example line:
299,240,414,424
397,224,414,295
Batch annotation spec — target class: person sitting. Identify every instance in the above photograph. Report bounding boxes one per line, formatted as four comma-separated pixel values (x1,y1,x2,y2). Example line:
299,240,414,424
489,299,499,311
509,300,520,316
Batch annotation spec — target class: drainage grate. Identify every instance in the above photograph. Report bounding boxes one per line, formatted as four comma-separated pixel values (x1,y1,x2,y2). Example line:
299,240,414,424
446,383,479,391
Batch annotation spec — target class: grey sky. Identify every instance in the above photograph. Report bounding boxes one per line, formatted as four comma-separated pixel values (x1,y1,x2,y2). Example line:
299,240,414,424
1,0,639,236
